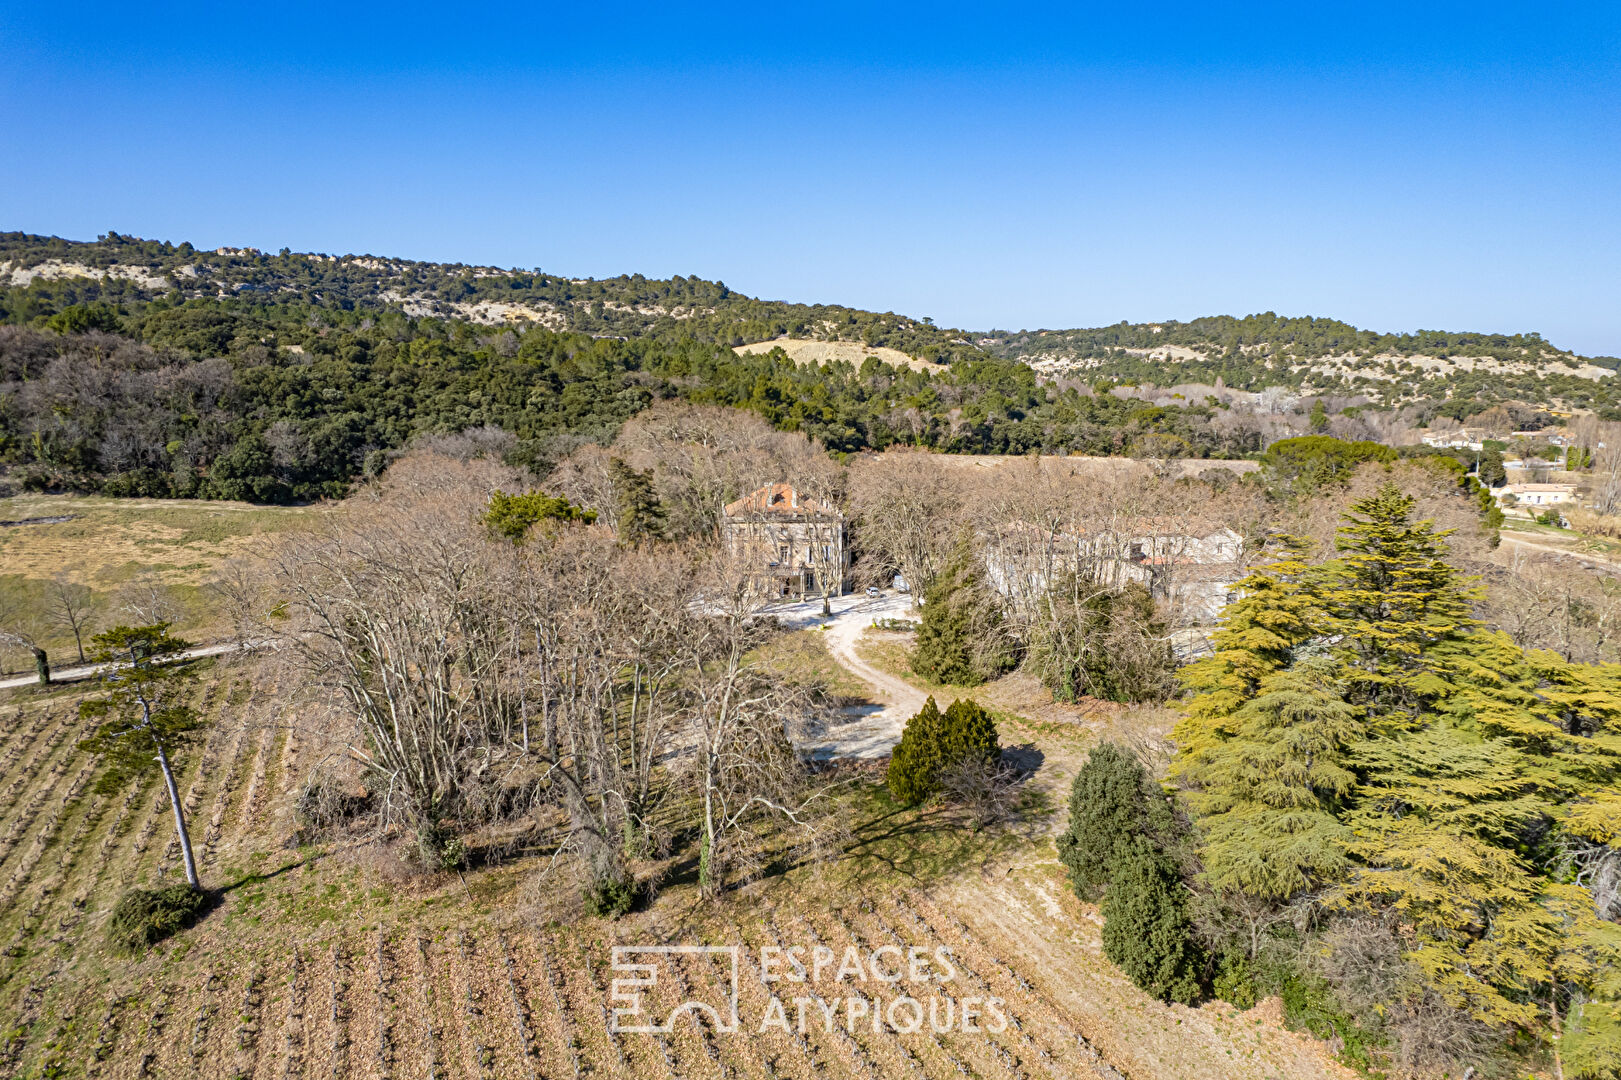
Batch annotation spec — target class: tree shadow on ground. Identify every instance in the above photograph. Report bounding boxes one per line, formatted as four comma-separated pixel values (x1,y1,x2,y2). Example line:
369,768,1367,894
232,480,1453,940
839,797,1019,883
218,856,308,893
1002,742,1045,775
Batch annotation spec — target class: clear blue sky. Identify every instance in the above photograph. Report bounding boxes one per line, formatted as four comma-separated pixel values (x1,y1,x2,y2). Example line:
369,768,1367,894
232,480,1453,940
3,3,1618,354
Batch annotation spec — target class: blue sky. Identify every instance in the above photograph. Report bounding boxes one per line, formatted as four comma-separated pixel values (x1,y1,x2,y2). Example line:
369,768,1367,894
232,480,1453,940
3,3,1618,353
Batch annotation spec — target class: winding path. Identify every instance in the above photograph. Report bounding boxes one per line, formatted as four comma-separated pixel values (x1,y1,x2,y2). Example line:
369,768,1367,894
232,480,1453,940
769,592,926,760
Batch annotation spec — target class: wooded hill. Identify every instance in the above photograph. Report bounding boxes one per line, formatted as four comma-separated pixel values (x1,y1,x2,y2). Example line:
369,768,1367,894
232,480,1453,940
5,232,1615,394
0,232,986,364
3,230,1621,505
980,314,1621,411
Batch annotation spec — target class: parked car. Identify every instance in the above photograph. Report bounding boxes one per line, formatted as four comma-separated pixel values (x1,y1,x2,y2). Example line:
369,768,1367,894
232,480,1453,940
865,585,881,598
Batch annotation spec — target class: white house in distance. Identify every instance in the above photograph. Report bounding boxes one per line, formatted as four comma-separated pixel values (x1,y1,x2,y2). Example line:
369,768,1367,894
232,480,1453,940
1498,482,1578,509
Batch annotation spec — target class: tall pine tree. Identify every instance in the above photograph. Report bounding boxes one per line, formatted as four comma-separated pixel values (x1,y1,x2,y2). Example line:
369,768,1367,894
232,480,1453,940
1188,658,1360,902
1173,535,1318,776
1316,484,1477,715
911,535,1012,686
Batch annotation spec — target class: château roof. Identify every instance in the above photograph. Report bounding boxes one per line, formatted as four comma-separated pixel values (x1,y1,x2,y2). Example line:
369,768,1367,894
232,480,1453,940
724,483,840,519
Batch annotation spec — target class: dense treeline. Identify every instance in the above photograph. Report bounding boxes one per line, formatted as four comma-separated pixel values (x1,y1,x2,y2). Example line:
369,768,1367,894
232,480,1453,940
982,312,1621,418
0,299,1277,502
0,231,987,363
6,231,1615,417
986,311,1564,364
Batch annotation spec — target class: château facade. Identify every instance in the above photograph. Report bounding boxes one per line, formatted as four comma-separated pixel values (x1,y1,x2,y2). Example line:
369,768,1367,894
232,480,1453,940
722,483,850,599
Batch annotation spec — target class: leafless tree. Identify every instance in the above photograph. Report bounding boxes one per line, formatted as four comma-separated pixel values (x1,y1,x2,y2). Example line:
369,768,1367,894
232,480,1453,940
676,551,844,897
410,422,519,463
45,574,96,664
549,402,842,541
1485,549,1621,664
496,527,695,887
1572,416,1621,515
208,557,267,650
0,598,49,684
937,756,1023,831
268,448,845,904
114,571,181,627
264,454,527,867
849,449,965,602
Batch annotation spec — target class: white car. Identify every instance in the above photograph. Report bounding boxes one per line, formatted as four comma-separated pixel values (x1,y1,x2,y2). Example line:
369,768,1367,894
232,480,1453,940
865,586,881,598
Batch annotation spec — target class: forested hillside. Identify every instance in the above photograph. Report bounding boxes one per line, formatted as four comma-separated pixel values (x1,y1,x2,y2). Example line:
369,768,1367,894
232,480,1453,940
980,313,1621,411
0,232,985,363
3,230,1619,504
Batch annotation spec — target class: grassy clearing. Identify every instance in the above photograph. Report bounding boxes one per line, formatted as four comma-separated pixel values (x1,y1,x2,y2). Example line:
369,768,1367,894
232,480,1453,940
0,493,322,665
755,627,873,701
1502,517,1576,539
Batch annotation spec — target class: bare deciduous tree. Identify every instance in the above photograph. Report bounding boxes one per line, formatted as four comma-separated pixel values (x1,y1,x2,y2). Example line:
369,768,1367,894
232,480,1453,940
208,558,265,651
1572,416,1621,515
269,449,847,906
1486,549,1621,664
678,551,844,897
114,571,181,628
549,402,843,541
849,449,965,603
0,586,54,682
45,574,96,664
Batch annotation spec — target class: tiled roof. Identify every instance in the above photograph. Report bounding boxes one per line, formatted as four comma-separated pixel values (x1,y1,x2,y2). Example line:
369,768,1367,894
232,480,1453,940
724,483,839,517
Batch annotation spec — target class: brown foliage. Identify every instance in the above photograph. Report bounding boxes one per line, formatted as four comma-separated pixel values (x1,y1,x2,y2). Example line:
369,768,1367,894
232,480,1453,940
547,402,841,540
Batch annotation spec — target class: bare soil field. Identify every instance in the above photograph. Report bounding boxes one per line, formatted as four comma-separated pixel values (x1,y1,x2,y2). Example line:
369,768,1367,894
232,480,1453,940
734,338,946,373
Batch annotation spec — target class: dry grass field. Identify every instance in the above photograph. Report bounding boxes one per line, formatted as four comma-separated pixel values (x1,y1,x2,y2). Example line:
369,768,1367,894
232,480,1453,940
0,494,322,665
733,339,946,373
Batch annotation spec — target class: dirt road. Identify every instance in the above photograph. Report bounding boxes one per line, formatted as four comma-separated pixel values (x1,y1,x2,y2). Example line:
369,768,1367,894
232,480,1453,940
772,592,927,759
1500,529,1621,570
0,639,267,691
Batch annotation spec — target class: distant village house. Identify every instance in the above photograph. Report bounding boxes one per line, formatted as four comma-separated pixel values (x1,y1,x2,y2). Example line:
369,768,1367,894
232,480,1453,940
722,483,850,599
1498,482,1578,508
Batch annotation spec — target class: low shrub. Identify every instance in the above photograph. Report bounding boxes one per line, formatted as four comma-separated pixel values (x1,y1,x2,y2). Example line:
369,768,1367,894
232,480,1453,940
106,884,213,952
937,756,1021,830
885,697,1000,806
414,820,467,872
583,875,637,919
292,770,372,834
